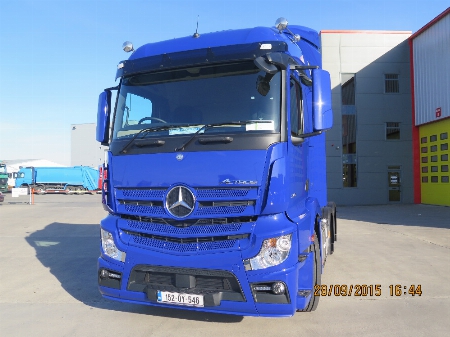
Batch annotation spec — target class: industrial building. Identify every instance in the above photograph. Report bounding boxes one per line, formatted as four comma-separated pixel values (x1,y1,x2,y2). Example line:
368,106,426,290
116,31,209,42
321,30,413,205
410,8,450,206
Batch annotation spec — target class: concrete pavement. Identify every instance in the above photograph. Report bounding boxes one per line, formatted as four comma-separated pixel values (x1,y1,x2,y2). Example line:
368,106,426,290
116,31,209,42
0,194,448,336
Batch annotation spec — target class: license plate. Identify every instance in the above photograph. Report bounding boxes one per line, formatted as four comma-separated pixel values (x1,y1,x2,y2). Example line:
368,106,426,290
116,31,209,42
157,291,204,307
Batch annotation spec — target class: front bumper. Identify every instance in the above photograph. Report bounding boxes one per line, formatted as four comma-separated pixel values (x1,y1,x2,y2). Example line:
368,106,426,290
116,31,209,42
97,214,314,317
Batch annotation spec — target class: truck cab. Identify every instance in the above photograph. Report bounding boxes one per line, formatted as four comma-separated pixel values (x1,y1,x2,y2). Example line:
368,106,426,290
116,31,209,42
14,167,33,188
96,19,336,316
0,163,8,193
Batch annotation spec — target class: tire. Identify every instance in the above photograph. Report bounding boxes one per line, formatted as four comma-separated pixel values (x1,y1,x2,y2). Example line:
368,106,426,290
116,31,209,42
300,232,321,312
35,185,46,195
330,213,336,255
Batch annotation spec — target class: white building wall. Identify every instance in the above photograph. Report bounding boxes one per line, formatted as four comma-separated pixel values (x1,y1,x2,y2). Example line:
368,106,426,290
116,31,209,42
412,12,450,125
71,123,107,168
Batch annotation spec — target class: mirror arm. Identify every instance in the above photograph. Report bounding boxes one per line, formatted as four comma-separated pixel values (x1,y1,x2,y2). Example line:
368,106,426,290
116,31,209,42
289,65,319,70
291,130,323,145
104,85,119,91
290,65,318,86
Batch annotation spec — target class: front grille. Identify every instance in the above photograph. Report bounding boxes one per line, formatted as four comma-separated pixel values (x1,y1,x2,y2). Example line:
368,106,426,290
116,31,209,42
124,204,165,215
127,265,246,305
120,188,165,199
118,203,252,217
197,188,250,198
126,219,243,235
118,216,254,253
115,186,258,218
196,205,247,215
125,230,246,252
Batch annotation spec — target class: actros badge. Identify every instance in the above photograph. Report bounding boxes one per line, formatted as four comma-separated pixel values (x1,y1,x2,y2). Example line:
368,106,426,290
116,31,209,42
221,178,257,185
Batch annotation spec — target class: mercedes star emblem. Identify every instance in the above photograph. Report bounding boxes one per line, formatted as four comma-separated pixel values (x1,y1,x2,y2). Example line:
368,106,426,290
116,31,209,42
165,186,195,218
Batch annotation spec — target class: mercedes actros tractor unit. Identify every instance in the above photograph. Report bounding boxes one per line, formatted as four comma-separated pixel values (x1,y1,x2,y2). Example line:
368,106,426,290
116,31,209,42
96,18,337,317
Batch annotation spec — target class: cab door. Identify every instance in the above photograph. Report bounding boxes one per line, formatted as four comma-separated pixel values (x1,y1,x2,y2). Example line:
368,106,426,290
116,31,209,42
287,72,307,216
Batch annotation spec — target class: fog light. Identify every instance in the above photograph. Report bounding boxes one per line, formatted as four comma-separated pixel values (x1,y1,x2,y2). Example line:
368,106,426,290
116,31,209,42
108,272,121,279
100,269,109,279
272,282,286,295
253,285,271,291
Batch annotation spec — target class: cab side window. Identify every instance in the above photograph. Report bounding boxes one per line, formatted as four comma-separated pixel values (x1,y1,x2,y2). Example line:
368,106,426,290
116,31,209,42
290,78,303,136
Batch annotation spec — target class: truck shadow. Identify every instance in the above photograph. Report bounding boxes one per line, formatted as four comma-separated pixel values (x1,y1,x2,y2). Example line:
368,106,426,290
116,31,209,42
25,222,243,323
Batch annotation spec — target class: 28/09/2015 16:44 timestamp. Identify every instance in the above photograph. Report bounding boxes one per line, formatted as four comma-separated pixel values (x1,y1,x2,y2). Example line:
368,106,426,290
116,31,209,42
314,284,422,296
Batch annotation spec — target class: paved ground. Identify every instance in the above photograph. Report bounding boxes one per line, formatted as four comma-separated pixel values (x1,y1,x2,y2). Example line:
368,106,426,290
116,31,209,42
0,193,449,336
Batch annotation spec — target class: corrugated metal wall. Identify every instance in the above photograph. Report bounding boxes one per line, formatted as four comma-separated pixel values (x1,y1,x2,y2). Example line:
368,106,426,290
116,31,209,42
413,13,450,125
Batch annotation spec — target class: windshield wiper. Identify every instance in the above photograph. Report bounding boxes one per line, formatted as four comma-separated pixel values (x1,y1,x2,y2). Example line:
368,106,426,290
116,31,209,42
120,124,183,154
174,120,271,152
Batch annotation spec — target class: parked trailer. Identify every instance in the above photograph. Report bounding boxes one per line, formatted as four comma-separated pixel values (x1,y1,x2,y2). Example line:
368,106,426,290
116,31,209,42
15,166,99,194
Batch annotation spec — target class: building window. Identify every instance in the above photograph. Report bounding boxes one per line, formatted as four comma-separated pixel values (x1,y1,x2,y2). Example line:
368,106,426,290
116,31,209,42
341,73,357,187
385,74,399,93
386,122,400,140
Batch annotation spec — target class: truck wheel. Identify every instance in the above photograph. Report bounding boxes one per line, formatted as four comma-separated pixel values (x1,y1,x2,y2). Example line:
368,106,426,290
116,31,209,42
35,185,46,195
299,232,321,312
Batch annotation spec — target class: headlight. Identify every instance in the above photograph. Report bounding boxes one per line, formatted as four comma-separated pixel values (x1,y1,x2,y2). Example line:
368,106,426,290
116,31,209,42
244,234,292,270
101,229,126,262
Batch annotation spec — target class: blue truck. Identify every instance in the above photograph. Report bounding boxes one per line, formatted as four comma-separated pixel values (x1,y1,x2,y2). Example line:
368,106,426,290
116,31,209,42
95,18,337,316
15,166,99,194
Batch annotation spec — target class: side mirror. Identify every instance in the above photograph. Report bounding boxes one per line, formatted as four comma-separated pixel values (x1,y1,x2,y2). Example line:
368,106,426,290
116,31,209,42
96,90,111,145
312,69,333,131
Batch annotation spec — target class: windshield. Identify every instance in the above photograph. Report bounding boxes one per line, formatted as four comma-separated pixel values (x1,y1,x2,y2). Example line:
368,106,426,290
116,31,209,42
112,61,281,140
0,165,6,174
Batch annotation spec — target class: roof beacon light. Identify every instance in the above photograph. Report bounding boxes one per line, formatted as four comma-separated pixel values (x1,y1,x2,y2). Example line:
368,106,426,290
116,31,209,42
122,41,134,53
275,17,300,42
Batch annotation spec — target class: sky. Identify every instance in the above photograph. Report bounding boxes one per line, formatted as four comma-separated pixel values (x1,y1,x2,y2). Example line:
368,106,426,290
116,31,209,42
0,0,448,166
